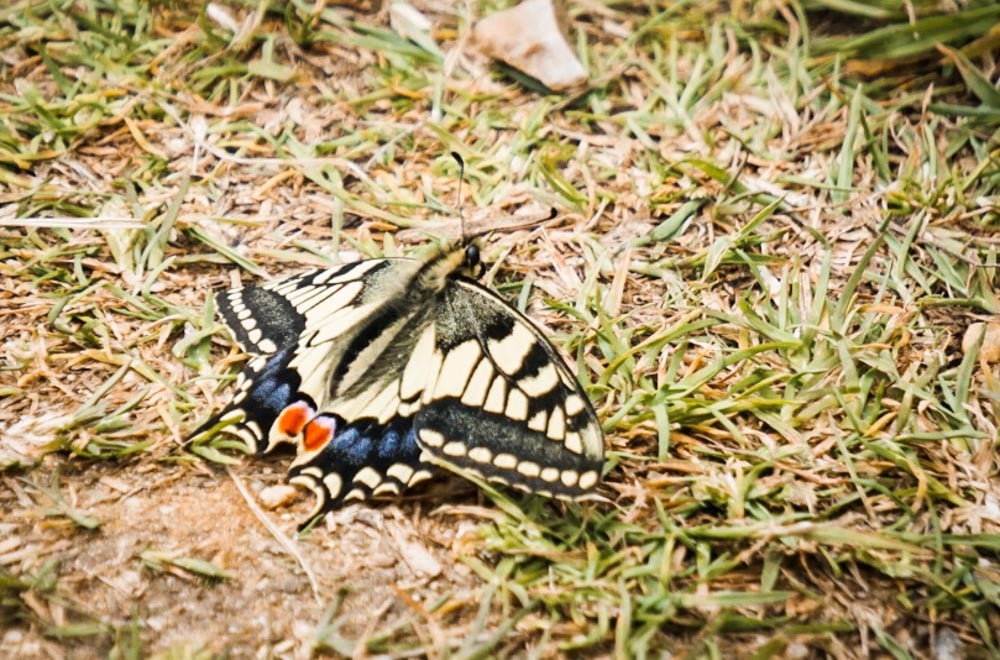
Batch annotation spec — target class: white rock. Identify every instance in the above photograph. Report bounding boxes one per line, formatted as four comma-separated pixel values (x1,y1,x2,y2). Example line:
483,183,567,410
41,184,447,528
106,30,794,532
258,484,298,510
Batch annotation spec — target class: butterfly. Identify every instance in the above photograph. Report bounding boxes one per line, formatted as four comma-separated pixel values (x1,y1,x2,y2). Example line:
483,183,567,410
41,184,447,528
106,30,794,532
189,238,605,527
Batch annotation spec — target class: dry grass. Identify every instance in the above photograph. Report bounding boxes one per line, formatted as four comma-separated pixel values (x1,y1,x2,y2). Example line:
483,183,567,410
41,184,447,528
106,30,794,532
1,0,999,657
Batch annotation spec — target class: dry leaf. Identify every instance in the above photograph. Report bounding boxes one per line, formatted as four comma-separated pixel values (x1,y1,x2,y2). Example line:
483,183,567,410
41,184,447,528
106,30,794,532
473,0,587,91
962,321,1000,363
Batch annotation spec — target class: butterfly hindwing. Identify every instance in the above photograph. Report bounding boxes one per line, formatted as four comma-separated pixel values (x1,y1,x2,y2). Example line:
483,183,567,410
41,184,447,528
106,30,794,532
287,414,439,523
411,279,603,497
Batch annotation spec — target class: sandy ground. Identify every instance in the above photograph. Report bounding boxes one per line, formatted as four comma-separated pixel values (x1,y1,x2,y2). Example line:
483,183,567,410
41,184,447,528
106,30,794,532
2,448,496,656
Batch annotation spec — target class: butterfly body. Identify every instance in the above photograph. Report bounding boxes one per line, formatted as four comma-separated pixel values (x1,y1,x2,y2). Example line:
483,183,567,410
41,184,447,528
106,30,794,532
191,241,604,525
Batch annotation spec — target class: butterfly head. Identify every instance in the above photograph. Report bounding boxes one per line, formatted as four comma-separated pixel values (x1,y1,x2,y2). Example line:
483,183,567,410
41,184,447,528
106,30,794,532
462,243,484,278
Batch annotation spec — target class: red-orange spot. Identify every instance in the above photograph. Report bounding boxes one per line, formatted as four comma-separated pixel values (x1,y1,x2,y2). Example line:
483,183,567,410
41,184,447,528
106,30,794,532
303,416,336,452
277,400,313,437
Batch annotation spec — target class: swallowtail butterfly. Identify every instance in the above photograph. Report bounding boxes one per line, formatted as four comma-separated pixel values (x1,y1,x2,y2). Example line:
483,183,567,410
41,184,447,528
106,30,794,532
190,238,605,526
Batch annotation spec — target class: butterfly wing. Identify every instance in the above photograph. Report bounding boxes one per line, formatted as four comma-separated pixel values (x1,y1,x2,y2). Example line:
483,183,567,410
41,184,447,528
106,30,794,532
191,253,604,526
412,279,604,497
285,275,604,519
189,258,406,453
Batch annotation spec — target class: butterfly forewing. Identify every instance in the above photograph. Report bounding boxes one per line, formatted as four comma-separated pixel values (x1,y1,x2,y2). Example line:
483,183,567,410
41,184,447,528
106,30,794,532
191,246,605,527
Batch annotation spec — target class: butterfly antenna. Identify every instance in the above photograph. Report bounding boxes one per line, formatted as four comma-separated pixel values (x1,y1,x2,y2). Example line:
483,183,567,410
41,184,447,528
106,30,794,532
451,151,466,241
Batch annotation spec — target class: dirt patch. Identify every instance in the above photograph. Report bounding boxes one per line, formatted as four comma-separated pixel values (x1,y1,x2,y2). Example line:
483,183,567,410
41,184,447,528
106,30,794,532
2,455,484,655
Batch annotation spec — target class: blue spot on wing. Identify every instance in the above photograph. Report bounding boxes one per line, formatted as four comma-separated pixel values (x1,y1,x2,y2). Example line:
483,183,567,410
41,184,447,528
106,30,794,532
258,380,293,412
331,425,372,467
380,427,408,459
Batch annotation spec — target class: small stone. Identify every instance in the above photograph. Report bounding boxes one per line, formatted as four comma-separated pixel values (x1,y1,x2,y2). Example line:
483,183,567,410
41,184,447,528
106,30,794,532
396,537,442,577
258,485,298,510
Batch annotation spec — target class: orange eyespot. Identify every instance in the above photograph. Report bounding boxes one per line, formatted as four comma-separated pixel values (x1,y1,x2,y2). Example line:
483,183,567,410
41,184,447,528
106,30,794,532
277,400,313,437
303,416,337,452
